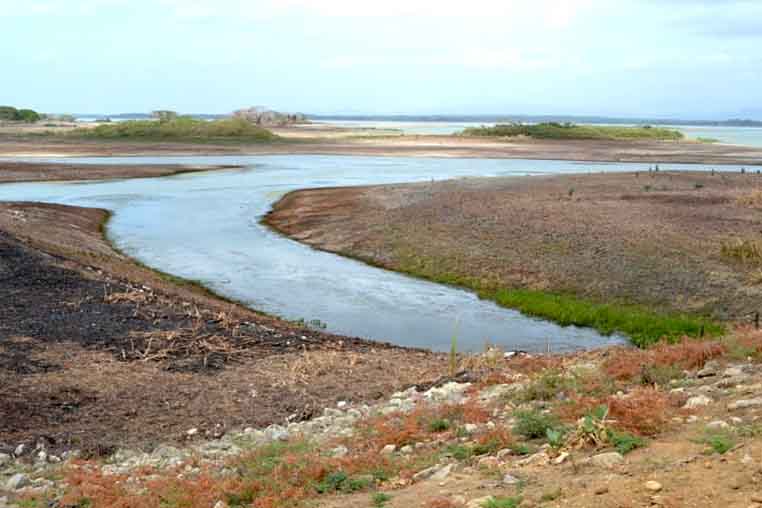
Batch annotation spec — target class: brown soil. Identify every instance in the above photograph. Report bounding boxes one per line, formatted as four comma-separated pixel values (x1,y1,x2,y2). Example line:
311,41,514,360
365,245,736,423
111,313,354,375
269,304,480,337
0,202,447,455
0,161,241,183
265,171,762,321
2,133,762,164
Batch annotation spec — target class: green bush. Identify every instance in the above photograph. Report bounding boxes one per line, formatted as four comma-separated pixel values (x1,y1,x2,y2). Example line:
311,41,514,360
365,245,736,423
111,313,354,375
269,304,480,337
461,122,683,141
74,117,277,142
608,430,646,455
482,496,522,508
513,410,561,439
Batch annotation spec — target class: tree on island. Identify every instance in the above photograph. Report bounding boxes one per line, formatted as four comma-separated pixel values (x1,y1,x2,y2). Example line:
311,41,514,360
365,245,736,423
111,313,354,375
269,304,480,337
0,106,41,122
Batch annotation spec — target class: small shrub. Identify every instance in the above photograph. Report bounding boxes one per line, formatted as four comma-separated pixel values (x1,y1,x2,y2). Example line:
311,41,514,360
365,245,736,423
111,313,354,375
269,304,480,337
513,410,561,439
520,369,574,401
428,418,451,433
445,444,473,461
372,492,392,507
540,488,562,502
639,364,684,386
698,431,735,455
608,430,646,455
482,496,522,508
607,388,671,436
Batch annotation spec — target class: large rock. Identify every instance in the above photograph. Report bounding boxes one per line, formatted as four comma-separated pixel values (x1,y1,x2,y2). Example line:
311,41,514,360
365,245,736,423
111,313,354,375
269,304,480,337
684,395,713,409
591,452,624,469
728,398,762,410
5,473,29,490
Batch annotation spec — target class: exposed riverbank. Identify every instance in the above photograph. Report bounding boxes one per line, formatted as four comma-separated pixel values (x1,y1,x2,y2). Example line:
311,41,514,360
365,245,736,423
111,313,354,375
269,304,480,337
0,201,447,452
265,171,762,344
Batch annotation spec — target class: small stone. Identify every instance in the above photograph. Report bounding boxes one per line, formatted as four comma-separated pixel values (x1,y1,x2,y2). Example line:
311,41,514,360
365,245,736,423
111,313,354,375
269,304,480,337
400,445,413,454
463,423,479,434
430,464,453,482
412,465,440,482
729,398,762,411
0,453,10,467
336,400,348,409
594,486,609,495
684,395,713,409
686,415,699,423
14,444,25,457
478,456,499,469
330,446,348,458
496,448,513,459
742,454,754,465
381,444,397,455
751,494,762,503
213,501,228,508
724,367,744,377
502,473,521,485
707,420,730,430
644,480,662,492
697,361,719,378
553,451,570,465
186,428,199,436
730,417,744,425
5,473,29,490
591,452,624,469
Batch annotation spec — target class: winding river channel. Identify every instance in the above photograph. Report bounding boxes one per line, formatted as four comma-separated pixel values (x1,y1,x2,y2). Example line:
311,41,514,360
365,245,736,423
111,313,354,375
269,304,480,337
2,155,746,352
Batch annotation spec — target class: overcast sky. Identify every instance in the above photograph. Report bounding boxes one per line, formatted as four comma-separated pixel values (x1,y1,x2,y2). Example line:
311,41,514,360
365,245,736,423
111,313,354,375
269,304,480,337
2,0,761,118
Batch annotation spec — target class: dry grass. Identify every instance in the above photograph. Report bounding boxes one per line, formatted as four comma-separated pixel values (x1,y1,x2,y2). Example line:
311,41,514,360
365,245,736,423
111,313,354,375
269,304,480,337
721,237,762,265
736,189,762,208
603,339,726,381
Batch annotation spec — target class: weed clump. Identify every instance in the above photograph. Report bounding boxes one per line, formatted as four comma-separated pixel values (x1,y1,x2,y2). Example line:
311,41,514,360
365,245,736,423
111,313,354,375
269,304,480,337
513,410,562,439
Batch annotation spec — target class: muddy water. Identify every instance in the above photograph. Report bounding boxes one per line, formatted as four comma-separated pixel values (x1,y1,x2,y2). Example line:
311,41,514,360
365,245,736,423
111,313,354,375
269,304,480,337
3,155,743,352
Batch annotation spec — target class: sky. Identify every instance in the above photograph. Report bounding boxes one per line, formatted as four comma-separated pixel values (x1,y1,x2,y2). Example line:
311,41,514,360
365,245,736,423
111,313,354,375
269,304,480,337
2,0,761,118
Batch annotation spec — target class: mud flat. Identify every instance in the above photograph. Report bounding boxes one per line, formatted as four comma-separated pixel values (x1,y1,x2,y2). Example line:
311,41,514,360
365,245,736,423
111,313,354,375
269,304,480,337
3,130,762,164
266,170,762,337
0,161,242,183
0,202,446,452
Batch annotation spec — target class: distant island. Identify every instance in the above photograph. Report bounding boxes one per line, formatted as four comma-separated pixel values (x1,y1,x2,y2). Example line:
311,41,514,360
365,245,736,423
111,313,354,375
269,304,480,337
310,114,762,128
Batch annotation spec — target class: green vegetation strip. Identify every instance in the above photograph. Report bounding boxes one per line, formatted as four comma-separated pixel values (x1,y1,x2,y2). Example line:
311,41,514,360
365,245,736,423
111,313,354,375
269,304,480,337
492,289,722,347
389,254,722,347
72,117,277,142
461,122,684,141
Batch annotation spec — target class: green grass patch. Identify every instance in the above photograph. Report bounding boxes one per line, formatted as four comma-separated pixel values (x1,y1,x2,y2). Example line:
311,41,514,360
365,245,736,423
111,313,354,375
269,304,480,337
390,251,722,347
492,289,722,347
461,122,683,141
482,496,522,508
513,410,562,440
695,430,736,455
608,430,646,455
72,117,277,143
371,492,392,507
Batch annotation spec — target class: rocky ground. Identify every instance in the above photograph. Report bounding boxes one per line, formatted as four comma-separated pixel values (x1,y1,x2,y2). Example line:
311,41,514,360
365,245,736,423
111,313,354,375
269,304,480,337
3,329,762,507
265,170,762,323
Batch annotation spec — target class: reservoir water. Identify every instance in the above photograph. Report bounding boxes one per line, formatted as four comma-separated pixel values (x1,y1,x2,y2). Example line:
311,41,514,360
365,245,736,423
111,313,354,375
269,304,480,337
2,155,746,352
